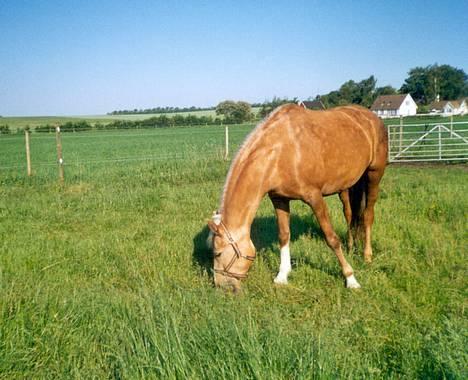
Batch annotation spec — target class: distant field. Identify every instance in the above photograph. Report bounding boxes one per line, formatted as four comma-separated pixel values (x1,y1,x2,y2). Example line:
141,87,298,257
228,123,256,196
1,108,467,132
0,108,261,130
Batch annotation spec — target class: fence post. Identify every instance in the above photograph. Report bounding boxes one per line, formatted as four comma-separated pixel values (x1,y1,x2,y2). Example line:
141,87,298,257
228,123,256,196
55,126,64,182
224,125,229,160
450,114,453,134
438,125,442,160
25,129,32,176
399,115,403,154
387,127,391,163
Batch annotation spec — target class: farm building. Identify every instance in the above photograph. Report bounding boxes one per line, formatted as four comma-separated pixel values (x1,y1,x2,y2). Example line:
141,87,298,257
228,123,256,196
429,98,467,116
298,99,326,110
370,94,418,118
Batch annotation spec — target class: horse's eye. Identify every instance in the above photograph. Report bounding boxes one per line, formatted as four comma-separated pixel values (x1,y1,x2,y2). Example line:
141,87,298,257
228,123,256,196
213,251,222,258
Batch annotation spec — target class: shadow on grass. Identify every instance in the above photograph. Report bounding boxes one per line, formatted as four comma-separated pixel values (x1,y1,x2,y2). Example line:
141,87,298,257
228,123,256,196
192,213,331,281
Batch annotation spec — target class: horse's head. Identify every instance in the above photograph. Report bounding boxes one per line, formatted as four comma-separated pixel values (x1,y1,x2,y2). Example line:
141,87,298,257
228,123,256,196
207,212,255,293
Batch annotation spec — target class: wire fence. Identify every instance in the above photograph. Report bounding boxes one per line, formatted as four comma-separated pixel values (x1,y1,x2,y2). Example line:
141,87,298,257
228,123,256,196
0,125,253,178
2,118,467,180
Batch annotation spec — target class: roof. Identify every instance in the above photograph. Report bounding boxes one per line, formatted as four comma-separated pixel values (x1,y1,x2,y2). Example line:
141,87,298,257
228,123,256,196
429,100,459,110
429,100,451,110
370,94,408,111
299,99,326,110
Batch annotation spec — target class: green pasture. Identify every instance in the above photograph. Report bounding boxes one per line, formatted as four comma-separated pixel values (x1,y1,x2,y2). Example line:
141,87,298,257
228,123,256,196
0,111,216,130
0,122,467,378
0,124,254,176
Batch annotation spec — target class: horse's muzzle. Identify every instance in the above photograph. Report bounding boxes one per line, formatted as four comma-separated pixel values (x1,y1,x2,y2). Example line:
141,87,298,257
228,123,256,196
214,272,240,293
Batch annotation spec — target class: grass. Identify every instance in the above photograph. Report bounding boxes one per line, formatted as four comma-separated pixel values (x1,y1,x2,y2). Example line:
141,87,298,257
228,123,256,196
0,124,254,175
0,122,467,379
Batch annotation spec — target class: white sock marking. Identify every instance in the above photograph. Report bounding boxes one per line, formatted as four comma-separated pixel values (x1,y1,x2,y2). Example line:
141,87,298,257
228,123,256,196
274,243,291,284
346,274,361,289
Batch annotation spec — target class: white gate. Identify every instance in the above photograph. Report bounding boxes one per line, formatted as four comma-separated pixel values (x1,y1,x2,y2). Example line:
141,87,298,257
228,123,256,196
387,121,468,162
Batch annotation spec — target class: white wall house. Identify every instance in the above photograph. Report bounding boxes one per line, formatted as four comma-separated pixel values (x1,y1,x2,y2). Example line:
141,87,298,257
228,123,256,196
429,99,468,116
371,94,418,118
458,99,468,115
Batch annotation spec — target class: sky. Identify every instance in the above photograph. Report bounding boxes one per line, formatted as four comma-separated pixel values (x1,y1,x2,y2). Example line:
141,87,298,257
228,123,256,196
0,1,467,116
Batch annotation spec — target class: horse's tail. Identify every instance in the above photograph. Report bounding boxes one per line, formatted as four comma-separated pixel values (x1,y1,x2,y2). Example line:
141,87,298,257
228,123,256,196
349,174,367,242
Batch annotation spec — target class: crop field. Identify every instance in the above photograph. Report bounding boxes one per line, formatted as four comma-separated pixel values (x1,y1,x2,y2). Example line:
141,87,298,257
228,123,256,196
0,121,467,378
0,108,263,131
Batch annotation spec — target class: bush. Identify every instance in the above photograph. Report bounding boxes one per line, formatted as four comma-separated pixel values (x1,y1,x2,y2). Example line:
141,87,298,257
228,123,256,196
0,125,11,134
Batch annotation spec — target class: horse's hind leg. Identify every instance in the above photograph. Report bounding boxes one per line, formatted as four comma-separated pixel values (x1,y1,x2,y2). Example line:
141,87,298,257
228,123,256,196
269,195,292,284
362,169,385,263
339,190,354,252
305,191,360,288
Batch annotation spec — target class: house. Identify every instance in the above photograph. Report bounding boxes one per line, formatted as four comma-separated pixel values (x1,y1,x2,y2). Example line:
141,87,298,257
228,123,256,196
429,100,457,115
298,99,326,110
459,98,468,115
429,98,468,116
370,94,418,118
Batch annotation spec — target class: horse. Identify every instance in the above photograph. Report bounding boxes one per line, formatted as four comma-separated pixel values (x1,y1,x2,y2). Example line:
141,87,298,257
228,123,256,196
207,104,388,292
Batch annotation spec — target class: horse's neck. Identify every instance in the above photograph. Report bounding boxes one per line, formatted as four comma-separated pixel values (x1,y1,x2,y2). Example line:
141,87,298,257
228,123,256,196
220,160,269,238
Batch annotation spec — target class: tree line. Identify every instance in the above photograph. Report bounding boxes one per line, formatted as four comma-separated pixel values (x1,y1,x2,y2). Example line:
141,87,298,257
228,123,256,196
107,64,467,120
29,112,252,133
2,63,466,134
306,64,467,110
108,106,214,115
158,64,467,122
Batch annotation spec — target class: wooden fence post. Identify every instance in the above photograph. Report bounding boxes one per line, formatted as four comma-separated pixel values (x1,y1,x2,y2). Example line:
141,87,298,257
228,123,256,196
25,129,32,176
55,126,64,182
450,114,453,134
224,125,229,160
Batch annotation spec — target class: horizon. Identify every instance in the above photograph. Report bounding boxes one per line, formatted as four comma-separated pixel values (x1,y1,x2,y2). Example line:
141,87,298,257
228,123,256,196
1,1,467,117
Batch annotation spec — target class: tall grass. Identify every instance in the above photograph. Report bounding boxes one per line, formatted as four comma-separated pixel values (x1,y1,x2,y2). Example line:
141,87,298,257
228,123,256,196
0,123,467,378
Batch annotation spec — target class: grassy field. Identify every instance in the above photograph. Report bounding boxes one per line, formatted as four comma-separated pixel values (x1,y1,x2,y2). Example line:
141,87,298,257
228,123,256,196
0,108,263,130
0,111,217,130
0,122,467,378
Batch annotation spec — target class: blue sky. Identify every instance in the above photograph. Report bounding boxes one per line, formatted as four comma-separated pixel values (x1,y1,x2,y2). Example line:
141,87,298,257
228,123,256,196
0,1,467,116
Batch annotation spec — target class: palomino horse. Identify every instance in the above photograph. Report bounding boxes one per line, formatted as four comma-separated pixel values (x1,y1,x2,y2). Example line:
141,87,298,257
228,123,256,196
207,104,388,292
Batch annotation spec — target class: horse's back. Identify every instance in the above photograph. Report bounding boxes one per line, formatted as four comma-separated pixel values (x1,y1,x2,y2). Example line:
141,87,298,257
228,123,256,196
265,104,387,196
280,104,386,167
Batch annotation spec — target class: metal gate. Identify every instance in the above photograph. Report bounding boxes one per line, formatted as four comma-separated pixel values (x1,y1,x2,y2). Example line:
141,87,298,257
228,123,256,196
387,121,468,162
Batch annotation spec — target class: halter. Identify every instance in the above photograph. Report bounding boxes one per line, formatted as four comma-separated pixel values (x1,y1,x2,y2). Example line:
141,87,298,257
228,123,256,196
212,222,255,280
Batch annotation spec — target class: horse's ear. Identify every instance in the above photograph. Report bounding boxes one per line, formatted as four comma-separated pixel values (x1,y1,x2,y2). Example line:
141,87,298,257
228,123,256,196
207,220,219,234
208,211,222,234
212,211,222,225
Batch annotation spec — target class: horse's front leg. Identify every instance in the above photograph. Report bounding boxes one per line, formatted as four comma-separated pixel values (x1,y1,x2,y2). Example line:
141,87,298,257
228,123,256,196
305,190,361,289
269,195,291,285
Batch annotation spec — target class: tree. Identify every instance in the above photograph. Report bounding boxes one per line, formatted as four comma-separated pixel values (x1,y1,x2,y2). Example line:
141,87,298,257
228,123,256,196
400,64,468,104
216,100,253,124
319,75,378,108
258,96,298,118
0,125,11,134
374,85,398,97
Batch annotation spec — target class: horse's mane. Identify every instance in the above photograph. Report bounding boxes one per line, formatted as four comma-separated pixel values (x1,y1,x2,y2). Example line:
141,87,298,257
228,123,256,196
219,104,291,212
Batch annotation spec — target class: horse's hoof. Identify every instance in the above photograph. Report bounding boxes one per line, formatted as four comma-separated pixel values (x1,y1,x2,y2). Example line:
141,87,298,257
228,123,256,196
346,274,361,289
274,275,288,285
